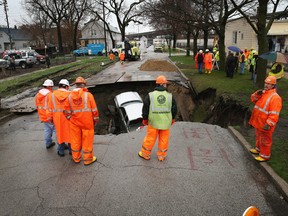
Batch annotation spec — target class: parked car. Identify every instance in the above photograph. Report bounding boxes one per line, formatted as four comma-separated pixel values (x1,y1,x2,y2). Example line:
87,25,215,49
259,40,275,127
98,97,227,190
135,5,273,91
32,51,46,64
114,91,143,133
3,52,36,69
73,47,89,56
154,45,164,53
0,58,9,68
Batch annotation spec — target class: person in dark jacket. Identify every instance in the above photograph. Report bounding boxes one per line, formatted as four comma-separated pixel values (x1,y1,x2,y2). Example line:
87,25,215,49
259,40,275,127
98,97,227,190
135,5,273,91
226,52,236,78
138,75,177,161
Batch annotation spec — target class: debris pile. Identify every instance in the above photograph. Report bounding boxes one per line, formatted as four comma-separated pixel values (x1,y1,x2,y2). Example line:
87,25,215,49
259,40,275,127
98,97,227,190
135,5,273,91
139,60,178,72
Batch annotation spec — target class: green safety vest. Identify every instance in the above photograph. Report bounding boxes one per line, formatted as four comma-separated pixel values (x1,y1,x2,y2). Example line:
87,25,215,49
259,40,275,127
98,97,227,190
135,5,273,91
148,90,172,130
268,63,284,79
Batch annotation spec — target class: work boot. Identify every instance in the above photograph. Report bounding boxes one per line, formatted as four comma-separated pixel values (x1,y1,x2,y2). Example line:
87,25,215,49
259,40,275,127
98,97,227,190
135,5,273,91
64,143,69,150
138,151,150,160
57,143,65,157
46,142,55,149
68,143,72,155
255,156,269,162
158,156,165,162
84,156,97,166
249,148,259,154
72,159,80,164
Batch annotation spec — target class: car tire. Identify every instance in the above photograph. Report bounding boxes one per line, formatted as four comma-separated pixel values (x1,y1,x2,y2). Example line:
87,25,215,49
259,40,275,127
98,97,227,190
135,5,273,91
20,62,27,69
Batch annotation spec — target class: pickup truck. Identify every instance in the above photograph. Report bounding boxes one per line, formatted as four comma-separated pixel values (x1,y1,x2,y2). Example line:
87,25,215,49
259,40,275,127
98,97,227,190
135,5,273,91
3,52,36,69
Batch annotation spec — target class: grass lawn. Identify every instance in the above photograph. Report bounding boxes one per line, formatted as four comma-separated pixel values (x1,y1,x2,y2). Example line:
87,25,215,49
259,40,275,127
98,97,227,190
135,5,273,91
170,55,288,183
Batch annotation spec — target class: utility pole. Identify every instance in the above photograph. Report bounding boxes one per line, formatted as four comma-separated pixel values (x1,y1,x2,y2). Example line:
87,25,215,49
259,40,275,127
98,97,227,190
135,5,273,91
102,1,107,57
1,0,12,49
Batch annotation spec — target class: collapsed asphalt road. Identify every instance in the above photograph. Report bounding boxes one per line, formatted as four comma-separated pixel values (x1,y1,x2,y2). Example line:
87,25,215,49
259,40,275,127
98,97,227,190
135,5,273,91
0,48,287,215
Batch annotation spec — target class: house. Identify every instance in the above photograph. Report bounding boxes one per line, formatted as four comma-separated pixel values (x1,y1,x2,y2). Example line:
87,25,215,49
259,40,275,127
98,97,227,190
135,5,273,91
80,20,121,52
225,17,288,53
0,26,32,54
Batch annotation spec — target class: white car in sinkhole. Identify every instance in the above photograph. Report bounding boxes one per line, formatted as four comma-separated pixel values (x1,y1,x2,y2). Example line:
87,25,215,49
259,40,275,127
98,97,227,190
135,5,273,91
114,91,144,133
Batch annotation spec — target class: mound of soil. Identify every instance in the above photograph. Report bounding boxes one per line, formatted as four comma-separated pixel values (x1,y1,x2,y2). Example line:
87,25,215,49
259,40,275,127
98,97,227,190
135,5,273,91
139,59,178,72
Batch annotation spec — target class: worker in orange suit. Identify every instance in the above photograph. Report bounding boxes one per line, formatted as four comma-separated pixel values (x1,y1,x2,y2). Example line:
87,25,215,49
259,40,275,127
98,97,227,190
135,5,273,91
35,79,56,149
248,76,282,162
47,79,70,157
243,48,250,69
138,75,177,161
109,51,115,61
119,51,125,64
64,77,99,166
203,49,213,74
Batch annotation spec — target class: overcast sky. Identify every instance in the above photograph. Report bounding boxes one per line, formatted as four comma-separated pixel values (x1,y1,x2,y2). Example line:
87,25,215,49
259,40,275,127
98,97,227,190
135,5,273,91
0,0,152,33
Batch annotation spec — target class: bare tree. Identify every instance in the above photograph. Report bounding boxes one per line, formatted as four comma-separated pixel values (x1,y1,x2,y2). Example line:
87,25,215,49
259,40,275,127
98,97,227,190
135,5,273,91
21,8,52,48
25,0,71,53
230,0,288,87
63,0,91,50
192,0,254,70
89,1,117,49
144,0,201,56
104,0,146,41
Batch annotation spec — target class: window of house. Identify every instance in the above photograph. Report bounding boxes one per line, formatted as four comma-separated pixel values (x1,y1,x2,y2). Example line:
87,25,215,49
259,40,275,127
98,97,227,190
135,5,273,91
91,29,97,36
232,31,237,44
0,33,2,37
0,44,2,49
241,33,244,40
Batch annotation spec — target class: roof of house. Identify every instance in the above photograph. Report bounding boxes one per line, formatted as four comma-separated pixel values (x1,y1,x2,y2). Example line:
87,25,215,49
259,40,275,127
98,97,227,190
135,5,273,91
267,20,288,35
83,19,120,33
0,27,32,41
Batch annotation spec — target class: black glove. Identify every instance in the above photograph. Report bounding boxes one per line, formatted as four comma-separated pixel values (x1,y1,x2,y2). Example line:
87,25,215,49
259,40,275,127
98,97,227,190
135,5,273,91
263,124,270,131
256,90,263,95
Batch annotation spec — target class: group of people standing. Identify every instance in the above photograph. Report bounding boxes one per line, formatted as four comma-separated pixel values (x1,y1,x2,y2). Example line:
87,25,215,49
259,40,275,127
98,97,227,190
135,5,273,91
35,77,99,166
194,47,283,162
194,49,214,74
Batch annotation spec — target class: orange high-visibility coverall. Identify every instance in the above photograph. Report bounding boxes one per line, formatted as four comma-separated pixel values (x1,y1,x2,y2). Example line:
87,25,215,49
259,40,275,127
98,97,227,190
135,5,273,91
35,88,52,122
119,52,125,63
64,88,99,165
248,89,282,160
204,52,213,71
47,88,70,144
109,53,114,61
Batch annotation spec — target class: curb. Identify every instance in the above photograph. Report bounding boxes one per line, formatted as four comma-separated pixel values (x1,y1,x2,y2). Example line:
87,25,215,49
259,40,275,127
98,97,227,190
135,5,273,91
228,126,288,202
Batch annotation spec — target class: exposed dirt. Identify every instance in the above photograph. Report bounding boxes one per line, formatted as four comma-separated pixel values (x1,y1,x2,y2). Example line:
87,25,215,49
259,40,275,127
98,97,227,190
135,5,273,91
0,63,48,79
139,59,178,72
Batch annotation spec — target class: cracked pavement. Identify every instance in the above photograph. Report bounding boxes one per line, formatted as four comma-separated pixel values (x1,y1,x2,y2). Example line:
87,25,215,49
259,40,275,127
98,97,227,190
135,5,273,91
0,49,287,215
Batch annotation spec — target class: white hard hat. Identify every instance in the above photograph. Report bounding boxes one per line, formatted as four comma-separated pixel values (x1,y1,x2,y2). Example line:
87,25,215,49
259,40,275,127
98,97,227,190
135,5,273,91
199,50,203,53
59,79,69,86
43,79,54,87
205,49,209,52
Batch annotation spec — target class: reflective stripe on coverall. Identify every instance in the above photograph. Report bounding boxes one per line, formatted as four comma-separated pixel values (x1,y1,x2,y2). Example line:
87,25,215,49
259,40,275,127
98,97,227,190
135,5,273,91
204,52,213,70
141,91,172,160
35,88,52,122
66,88,99,164
46,88,70,144
248,89,282,159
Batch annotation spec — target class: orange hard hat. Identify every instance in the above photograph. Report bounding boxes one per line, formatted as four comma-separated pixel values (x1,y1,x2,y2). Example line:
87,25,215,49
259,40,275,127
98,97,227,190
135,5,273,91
264,76,276,85
156,75,168,84
74,76,86,85
242,206,259,216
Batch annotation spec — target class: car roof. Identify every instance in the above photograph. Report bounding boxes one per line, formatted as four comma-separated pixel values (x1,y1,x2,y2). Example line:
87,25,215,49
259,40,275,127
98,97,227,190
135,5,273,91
115,91,143,107
122,103,143,121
